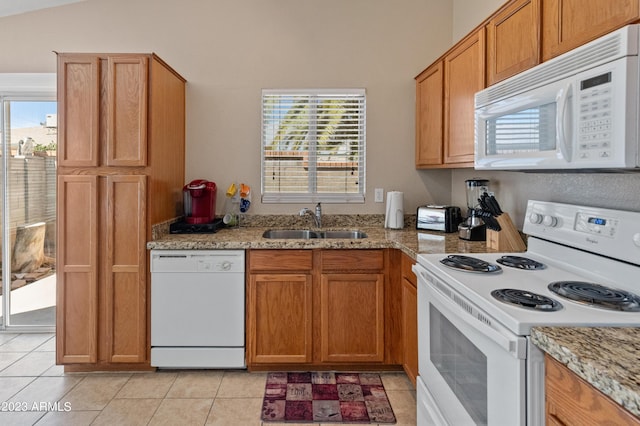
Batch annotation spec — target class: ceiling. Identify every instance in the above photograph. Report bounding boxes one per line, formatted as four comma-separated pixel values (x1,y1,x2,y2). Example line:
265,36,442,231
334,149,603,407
0,0,86,18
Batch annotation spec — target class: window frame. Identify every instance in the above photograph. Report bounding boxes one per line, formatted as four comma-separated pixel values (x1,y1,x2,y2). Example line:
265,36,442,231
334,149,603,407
261,88,366,204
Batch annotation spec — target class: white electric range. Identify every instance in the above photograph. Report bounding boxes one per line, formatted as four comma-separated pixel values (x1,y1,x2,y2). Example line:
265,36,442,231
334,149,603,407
413,200,640,426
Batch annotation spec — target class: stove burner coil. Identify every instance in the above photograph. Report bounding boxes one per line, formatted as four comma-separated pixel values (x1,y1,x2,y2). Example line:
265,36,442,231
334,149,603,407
439,255,502,273
491,289,562,311
548,281,640,312
496,255,546,270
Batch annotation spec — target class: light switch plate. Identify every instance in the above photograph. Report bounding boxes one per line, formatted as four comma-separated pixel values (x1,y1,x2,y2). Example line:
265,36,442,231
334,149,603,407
374,188,384,203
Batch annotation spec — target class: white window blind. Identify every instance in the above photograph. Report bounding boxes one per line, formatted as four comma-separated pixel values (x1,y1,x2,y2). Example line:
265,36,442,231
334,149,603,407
261,89,366,203
485,103,557,154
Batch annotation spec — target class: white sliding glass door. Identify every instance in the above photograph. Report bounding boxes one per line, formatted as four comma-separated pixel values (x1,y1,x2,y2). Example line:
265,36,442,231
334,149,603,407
0,74,56,331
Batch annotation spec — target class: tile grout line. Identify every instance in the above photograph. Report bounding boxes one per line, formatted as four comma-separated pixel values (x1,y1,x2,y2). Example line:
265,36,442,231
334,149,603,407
0,334,416,425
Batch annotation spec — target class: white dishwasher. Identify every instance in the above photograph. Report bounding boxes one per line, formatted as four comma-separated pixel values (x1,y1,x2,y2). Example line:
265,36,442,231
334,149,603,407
150,250,245,368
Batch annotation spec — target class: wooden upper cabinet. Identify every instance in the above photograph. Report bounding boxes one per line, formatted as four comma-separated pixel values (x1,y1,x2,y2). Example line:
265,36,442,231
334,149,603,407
415,62,444,167
57,53,149,168
542,0,640,61
444,28,486,165
487,0,541,85
58,55,100,167
107,56,148,166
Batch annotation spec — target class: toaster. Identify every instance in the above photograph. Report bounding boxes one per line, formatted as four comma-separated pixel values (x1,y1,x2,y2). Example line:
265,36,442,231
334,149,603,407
416,205,461,233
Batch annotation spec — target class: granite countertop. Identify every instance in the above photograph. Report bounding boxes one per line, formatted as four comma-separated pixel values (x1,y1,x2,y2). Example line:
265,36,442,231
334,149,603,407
531,327,640,417
146,214,492,258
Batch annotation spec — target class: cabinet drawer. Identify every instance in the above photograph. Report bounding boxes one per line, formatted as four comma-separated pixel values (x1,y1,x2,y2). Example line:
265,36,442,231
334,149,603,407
321,250,384,271
249,250,313,272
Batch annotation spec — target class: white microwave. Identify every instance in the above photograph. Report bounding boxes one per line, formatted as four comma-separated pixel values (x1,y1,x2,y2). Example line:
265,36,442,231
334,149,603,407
475,25,640,170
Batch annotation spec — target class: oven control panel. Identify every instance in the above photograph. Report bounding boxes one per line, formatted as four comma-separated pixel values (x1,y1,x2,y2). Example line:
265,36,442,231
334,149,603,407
575,212,618,237
523,200,640,265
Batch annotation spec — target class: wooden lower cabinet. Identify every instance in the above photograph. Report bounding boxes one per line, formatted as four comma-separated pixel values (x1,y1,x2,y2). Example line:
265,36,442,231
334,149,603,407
247,250,314,365
319,273,384,363
246,249,392,369
545,354,640,425
102,175,147,363
57,174,149,367
249,273,313,364
56,175,99,364
400,253,418,386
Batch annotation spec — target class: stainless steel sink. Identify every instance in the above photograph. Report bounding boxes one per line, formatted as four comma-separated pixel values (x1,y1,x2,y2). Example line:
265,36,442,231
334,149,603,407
261,229,368,239
318,230,368,239
262,229,319,239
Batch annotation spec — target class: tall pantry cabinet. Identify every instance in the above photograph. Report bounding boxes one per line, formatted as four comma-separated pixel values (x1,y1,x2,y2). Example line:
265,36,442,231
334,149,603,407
56,53,186,370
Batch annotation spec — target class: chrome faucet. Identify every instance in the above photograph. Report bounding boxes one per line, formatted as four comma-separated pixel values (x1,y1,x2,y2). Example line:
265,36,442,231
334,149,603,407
299,202,322,228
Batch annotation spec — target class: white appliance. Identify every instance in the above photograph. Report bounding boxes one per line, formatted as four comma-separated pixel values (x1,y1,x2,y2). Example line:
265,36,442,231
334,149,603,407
475,24,640,170
150,250,246,368
413,200,640,425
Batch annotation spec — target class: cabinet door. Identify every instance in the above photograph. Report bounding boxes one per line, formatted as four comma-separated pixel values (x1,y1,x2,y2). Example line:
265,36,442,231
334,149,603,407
542,0,640,61
415,61,444,167
401,278,418,385
545,355,640,425
401,254,418,387
487,0,540,85
320,273,384,363
248,273,313,364
57,55,100,167
106,56,148,166
444,29,485,165
102,175,147,363
56,175,99,364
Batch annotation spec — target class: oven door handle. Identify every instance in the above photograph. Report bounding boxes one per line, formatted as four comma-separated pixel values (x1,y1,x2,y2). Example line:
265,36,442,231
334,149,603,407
418,269,527,359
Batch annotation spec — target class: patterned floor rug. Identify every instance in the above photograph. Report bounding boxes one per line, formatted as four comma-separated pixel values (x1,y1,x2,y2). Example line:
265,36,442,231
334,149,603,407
261,372,396,423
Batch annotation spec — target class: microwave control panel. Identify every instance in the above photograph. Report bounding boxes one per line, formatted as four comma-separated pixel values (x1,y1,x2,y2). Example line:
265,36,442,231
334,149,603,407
578,71,612,161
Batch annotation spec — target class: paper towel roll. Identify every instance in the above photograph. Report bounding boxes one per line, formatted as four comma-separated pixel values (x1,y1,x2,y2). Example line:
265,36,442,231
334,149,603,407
384,191,404,229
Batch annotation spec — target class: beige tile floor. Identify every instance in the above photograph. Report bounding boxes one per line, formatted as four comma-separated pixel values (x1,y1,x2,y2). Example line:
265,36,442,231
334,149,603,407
0,333,417,425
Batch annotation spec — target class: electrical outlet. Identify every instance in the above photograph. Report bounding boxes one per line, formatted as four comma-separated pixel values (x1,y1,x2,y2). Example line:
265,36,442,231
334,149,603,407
374,188,384,203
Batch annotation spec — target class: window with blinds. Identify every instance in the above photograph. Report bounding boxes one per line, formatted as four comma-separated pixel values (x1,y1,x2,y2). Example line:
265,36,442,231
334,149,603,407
485,102,557,155
261,89,366,203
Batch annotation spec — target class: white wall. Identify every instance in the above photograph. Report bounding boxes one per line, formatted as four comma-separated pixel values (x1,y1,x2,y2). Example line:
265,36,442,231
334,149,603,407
0,0,454,216
452,0,503,43
6,0,636,225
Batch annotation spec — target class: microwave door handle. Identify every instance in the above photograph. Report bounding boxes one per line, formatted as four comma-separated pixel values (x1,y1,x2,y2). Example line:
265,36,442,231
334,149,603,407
556,83,573,162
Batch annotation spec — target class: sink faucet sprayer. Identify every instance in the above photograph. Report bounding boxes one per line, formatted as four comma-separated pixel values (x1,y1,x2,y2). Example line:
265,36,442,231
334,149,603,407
299,203,322,228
